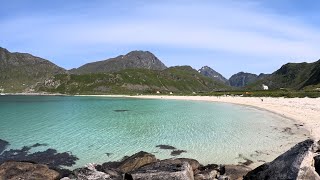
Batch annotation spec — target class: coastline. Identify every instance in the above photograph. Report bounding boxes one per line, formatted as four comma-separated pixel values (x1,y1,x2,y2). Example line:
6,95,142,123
77,94,320,140
1,94,319,179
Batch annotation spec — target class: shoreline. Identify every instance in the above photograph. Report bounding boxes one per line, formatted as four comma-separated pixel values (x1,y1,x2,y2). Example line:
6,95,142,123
77,94,320,140
3,93,318,140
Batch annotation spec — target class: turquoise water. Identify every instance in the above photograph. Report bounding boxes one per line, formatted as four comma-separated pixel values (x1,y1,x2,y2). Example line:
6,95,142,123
0,96,308,168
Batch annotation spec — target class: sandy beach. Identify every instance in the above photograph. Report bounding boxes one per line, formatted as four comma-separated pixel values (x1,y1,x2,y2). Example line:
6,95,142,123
82,95,320,140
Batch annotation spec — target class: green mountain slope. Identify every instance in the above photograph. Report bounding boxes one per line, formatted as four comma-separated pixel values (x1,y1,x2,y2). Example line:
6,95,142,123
247,60,320,90
0,47,66,92
70,50,167,74
37,66,228,94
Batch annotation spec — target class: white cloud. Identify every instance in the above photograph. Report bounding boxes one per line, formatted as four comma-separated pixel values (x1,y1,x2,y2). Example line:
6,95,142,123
1,0,319,72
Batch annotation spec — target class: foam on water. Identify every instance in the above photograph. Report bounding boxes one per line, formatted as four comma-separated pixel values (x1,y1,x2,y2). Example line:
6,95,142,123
0,96,309,168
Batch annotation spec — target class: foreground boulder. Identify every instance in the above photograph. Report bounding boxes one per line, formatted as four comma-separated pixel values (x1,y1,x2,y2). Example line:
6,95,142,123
116,151,157,173
224,165,251,180
244,139,320,180
0,161,60,180
129,159,194,180
73,163,112,180
160,158,200,171
194,164,220,180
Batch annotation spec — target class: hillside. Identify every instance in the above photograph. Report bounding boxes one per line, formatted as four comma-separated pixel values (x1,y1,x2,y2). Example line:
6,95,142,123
198,66,229,85
37,66,228,94
0,47,66,92
70,51,167,74
228,72,259,87
247,60,320,90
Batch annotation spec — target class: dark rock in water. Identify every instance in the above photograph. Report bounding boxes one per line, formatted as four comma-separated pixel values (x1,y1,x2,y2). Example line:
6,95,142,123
106,153,113,157
0,161,60,180
0,143,78,168
156,145,176,150
129,159,194,180
171,150,187,156
114,110,129,112
282,127,294,135
30,143,48,148
117,151,157,173
224,165,251,180
237,154,254,166
244,139,320,180
0,139,9,154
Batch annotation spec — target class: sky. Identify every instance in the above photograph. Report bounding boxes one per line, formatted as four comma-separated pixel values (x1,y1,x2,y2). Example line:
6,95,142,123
1,0,320,78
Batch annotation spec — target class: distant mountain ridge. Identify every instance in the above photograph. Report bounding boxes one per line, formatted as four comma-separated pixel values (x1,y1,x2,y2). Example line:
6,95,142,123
0,47,66,92
198,66,229,85
70,50,167,74
38,66,228,94
247,60,320,90
1,46,320,93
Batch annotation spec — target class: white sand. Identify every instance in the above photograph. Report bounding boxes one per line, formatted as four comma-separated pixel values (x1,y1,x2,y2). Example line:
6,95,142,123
83,95,320,140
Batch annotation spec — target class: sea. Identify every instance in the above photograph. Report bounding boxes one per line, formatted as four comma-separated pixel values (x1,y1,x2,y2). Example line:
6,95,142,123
0,95,309,168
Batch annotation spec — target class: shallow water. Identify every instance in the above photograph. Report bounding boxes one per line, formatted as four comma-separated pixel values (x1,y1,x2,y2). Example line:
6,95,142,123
0,96,308,168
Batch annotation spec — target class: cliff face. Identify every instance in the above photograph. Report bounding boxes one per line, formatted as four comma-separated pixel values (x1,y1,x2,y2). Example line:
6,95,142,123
228,72,258,87
0,47,66,92
70,50,167,74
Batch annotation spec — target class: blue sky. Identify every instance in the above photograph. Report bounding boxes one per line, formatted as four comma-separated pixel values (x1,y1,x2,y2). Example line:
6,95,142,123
1,0,320,78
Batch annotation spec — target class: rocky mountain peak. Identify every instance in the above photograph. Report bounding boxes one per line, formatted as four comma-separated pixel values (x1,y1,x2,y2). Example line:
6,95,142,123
70,50,167,74
198,65,229,85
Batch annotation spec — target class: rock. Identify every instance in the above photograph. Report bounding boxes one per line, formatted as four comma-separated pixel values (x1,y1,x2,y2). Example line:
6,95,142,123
314,155,320,175
194,164,227,180
117,151,157,173
50,167,73,178
156,145,176,150
129,160,194,180
0,161,60,180
99,162,122,179
224,165,251,180
73,166,111,180
171,150,187,156
244,139,320,180
217,175,229,180
194,167,218,180
0,145,79,168
161,158,200,171
0,139,9,154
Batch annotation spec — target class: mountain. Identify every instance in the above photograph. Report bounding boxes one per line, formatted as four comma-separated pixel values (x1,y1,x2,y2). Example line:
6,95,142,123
70,51,167,74
247,60,320,90
0,47,66,92
37,66,228,94
198,66,229,85
228,72,259,87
